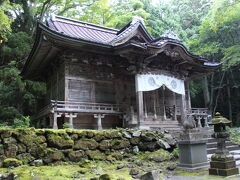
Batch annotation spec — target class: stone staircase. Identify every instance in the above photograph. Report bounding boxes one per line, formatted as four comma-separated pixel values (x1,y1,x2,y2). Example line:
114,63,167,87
207,138,240,166
207,138,240,154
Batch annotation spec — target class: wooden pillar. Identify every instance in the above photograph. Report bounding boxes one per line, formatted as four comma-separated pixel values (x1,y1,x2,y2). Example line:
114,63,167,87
65,113,77,129
53,112,58,129
94,114,105,130
136,91,144,127
173,92,177,121
180,94,187,124
185,81,191,110
162,86,166,120
153,91,157,119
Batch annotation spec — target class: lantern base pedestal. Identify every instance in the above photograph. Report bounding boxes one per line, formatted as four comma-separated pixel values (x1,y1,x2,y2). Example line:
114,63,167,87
209,154,239,176
178,129,209,171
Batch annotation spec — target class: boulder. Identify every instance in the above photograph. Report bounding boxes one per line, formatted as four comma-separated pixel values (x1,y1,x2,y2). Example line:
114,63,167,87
86,150,106,160
47,134,74,149
17,144,26,153
99,140,112,151
74,138,98,150
140,170,161,180
31,159,43,166
132,131,141,137
68,150,85,162
133,146,139,154
123,132,132,139
129,168,139,176
0,130,12,138
111,139,130,150
43,148,65,164
3,158,22,167
158,139,170,150
99,174,111,180
16,153,35,164
5,144,18,157
164,134,176,146
166,164,176,171
141,132,157,142
130,137,140,145
139,142,158,152
3,137,17,144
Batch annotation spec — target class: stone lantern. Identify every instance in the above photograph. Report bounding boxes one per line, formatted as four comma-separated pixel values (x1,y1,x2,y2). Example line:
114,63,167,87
209,112,239,176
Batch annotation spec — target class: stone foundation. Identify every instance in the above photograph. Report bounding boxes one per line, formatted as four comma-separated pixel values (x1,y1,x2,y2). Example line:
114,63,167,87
0,128,176,166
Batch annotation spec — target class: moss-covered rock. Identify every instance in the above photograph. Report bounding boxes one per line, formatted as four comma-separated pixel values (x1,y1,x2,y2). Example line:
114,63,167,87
0,129,12,138
86,150,106,160
3,137,17,144
93,133,105,142
74,138,98,150
47,134,74,149
16,153,35,164
17,144,26,153
3,158,22,167
43,148,65,164
70,134,78,140
147,149,172,162
99,174,111,180
5,144,18,157
99,140,113,150
141,131,157,142
28,144,46,158
139,142,159,152
68,150,85,162
111,139,130,150
0,144,4,155
130,137,140,145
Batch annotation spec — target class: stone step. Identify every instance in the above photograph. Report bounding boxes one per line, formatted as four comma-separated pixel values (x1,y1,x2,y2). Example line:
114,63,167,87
207,141,233,148
207,145,240,154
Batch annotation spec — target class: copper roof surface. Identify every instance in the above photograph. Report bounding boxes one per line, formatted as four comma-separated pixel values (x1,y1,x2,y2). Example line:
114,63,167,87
47,16,118,45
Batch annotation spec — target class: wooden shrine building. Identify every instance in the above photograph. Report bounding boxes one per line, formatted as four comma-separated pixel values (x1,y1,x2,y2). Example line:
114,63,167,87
22,15,220,130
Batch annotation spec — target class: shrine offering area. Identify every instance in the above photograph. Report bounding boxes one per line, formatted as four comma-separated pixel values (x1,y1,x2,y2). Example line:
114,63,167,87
0,128,177,167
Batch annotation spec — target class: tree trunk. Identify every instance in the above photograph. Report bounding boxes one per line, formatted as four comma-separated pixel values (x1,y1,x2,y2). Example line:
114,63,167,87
213,71,225,115
226,72,232,122
202,75,210,108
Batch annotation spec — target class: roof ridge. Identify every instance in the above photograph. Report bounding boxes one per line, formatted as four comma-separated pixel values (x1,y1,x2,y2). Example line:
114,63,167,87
53,15,119,34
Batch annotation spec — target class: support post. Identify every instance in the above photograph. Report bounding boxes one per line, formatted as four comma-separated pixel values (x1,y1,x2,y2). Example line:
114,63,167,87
136,91,144,127
180,94,187,124
94,114,105,130
173,92,177,121
185,81,192,110
53,112,58,129
65,113,77,129
162,86,166,120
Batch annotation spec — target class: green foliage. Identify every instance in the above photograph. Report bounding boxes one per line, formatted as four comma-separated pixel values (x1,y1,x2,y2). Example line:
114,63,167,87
63,123,70,129
12,116,30,128
0,0,12,43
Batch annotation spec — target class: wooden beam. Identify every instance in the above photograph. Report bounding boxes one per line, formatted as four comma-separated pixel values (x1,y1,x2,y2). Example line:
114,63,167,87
136,91,144,127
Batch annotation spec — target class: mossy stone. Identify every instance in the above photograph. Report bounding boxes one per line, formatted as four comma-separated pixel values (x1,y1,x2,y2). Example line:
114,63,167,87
99,140,113,150
0,130,12,138
3,158,22,167
130,137,140,145
111,139,130,150
47,134,74,149
141,131,157,142
139,142,158,152
68,150,85,162
17,153,35,164
3,137,17,144
99,174,111,180
0,144,4,155
93,133,105,142
17,144,26,153
87,131,95,138
71,134,78,140
86,150,106,160
74,138,98,150
43,148,65,164
5,144,18,157
28,144,46,158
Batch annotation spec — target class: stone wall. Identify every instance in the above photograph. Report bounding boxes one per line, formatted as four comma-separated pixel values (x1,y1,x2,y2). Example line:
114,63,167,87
0,128,177,167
